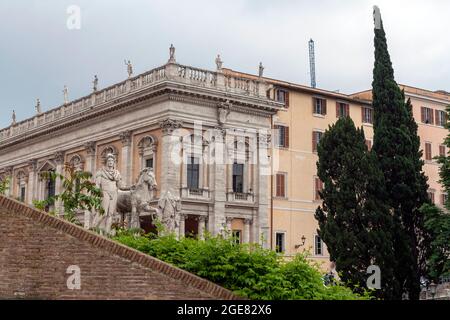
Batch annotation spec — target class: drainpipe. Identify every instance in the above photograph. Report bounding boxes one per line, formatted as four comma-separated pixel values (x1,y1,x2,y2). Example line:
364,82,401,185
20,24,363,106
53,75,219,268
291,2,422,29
270,114,274,250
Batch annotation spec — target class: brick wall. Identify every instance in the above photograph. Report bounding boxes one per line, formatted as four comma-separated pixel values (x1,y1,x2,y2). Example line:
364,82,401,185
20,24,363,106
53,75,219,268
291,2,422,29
0,196,238,300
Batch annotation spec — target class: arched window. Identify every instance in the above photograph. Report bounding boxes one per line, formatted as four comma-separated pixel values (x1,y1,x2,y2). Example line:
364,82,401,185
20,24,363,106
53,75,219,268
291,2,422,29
138,135,158,172
16,170,28,202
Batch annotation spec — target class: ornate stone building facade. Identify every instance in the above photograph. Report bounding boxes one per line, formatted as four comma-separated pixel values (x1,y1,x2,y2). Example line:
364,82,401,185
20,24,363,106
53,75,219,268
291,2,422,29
0,48,284,247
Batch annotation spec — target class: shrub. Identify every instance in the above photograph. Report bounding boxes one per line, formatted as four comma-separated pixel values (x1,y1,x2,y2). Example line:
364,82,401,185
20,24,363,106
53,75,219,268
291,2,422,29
113,231,369,300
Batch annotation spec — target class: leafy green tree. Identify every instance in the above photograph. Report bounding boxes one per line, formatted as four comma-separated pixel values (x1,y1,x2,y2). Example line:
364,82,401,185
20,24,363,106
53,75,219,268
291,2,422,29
372,11,431,299
37,164,103,224
437,105,450,209
0,177,9,195
421,204,450,280
315,117,396,299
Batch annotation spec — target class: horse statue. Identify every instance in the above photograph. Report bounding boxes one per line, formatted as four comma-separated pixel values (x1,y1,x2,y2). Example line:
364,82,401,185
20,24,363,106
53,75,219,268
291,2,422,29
117,168,157,229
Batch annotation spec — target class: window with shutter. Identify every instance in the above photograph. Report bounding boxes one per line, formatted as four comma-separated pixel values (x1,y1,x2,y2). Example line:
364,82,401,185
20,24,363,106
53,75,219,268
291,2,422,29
425,143,432,160
315,177,323,200
439,145,446,157
312,131,323,152
276,173,286,198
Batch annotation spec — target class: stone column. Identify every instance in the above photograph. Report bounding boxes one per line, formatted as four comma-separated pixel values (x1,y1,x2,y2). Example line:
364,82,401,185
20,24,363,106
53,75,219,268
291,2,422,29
84,142,96,229
27,160,38,206
198,215,207,240
244,218,252,243
54,151,65,215
159,119,183,196
257,133,271,249
120,130,132,186
179,213,186,238
84,142,97,175
211,127,227,236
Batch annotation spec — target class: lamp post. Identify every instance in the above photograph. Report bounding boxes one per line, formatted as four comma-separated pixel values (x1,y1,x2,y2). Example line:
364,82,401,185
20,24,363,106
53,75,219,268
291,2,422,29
295,235,306,249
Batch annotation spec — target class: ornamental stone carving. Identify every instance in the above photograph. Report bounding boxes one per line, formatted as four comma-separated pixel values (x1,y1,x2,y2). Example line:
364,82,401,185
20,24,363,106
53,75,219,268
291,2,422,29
54,151,65,165
217,100,231,126
120,130,132,147
84,141,96,155
28,159,38,172
160,119,182,136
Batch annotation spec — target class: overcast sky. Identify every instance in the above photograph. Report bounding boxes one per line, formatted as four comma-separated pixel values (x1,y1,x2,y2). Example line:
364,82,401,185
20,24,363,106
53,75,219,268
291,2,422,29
1,0,449,129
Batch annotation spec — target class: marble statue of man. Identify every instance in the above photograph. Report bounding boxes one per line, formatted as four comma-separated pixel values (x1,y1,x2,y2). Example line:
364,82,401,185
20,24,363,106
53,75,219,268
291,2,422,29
125,60,133,78
93,153,128,234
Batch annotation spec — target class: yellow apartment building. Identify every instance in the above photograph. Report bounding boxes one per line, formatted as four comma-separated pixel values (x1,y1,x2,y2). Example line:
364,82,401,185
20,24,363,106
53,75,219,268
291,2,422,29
224,68,449,269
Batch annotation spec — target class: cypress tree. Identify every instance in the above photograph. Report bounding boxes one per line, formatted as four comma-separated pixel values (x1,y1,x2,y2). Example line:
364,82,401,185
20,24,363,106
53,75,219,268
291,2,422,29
437,105,450,210
315,117,397,299
371,7,431,299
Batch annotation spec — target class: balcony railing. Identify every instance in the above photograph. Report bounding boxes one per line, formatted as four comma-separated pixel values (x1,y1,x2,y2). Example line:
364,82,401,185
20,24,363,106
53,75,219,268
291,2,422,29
180,187,211,200
226,192,255,203
0,61,276,143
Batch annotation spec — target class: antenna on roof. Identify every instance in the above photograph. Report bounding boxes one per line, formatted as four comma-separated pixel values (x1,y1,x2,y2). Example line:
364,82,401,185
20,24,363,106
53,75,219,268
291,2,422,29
308,39,316,88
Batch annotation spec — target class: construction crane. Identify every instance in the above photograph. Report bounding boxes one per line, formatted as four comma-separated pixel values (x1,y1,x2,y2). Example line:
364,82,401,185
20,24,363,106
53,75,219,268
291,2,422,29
308,39,316,88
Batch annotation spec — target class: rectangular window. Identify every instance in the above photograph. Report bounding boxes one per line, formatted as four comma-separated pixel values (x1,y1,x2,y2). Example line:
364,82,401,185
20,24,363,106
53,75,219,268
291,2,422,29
232,163,244,193
425,143,432,161
187,156,200,190
362,107,373,124
274,125,289,148
315,235,323,256
428,191,435,204
439,145,446,157
365,140,372,150
232,230,242,245
336,102,350,118
436,110,446,127
315,177,323,201
276,173,286,198
275,232,285,253
313,97,327,115
20,186,26,202
421,107,434,124
441,193,448,206
312,131,323,152
145,158,154,169
276,89,285,103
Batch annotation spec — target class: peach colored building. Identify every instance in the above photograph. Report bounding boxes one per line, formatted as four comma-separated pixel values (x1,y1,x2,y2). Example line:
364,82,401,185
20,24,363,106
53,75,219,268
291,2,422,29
224,68,449,268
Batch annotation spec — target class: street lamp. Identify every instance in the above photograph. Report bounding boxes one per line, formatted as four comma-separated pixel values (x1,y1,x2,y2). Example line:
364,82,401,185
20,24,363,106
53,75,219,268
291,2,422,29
429,281,437,300
295,235,306,249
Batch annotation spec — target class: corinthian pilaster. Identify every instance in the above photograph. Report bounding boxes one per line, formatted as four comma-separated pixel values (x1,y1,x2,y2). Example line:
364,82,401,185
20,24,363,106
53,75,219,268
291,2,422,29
84,141,96,175
54,151,65,215
120,130,133,186
159,119,182,196
27,159,38,205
